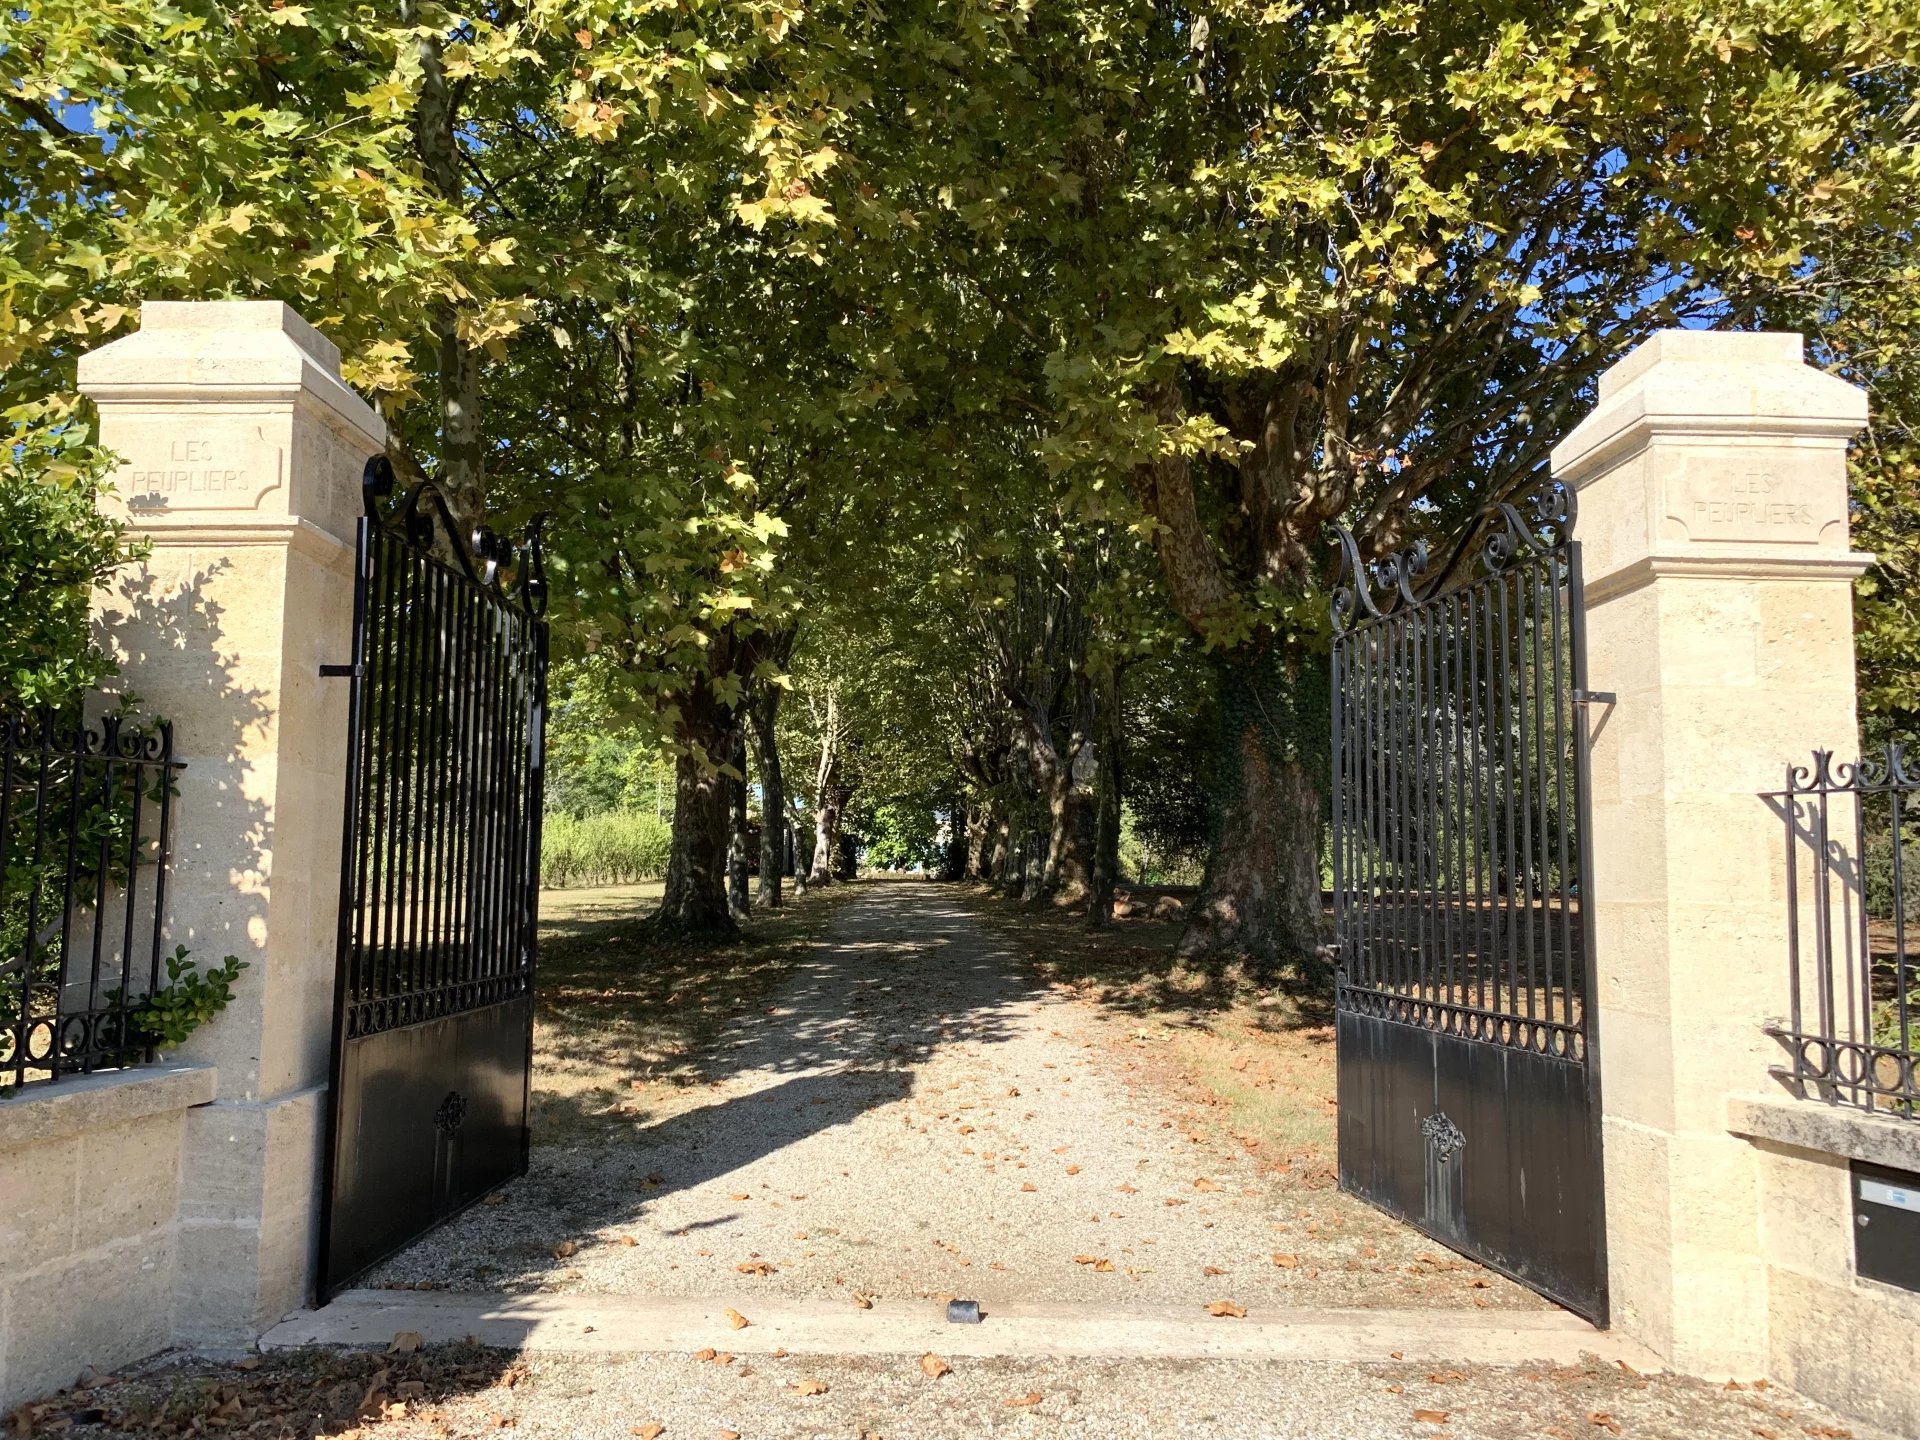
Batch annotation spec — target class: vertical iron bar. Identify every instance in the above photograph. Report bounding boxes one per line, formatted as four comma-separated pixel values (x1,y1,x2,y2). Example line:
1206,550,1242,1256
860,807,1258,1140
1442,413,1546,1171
1522,559,1546,1037
118,735,148,1063
443,579,477,1013
1892,782,1910,1078
53,717,89,1079
1853,768,1872,1098
84,720,120,1071
373,529,415,1031
1331,632,1346,989
1498,570,1520,1027
421,562,454,1018
1549,552,1573,1039
1786,770,1804,1048
389,542,428,1024
475,601,512,992
1812,776,1836,1096
319,513,375,1301
1567,537,1610,1323
1475,574,1496,1016
0,718,17,1084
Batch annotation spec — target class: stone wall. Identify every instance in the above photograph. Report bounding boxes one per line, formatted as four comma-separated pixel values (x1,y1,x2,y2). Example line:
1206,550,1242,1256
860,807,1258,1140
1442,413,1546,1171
0,1065,215,1410
1560,330,1918,1429
0,300,373,1410
1730,1098,1920,1437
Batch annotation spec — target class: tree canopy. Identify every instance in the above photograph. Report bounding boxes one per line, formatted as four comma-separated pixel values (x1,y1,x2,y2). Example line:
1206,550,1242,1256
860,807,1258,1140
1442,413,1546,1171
4,0,1917,952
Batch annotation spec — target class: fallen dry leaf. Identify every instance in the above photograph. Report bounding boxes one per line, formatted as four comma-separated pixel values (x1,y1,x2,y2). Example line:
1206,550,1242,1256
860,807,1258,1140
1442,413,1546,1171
1272,1253,1298,1268
630,1425,665,1439
1065,1164,1081,1175
1203,1265,1228,1276
693,1349,717,1362
1205,1301,1247,1318
551,1240,579,1259
725,1308,749,1329
618,1235,638,1247
920,1353,952,1379
1021,1182,1037,1192
1194,1178,1221,1192
388,1332,423,1355
736,1261,776,1276
1414,1410,1451,1425
1004,1392,1043,1408
1588,1413,1621,1435
720,1431,741,1440
791,1378,830,1396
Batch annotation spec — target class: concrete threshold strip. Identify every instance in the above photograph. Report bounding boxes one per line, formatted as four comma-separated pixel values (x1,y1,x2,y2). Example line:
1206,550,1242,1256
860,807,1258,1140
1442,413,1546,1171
263,1291,1664,1371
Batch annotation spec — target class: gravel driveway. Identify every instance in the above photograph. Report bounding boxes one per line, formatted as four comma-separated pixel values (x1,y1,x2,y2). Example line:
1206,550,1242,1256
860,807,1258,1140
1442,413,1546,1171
369,882,1537,1311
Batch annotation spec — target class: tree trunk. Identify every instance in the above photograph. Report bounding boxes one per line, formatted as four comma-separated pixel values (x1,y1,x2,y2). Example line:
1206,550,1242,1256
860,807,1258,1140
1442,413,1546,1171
1177,648,1329,968
942,801,968,880
1020,690,1094,906
749,684,785,908
810,784,847,886
1042,738,1096,906
1086,668,1124,929
807,689,846,887
728,729,750,921
651,688,738,937
965,802,992,879
987,811,1011,884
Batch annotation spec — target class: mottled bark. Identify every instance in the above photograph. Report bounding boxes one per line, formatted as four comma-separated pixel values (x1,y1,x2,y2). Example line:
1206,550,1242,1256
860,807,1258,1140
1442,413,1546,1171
987,811,1012,884
1176,650,1328,968
1086,669,1124,930
1037,720,1096,907
965,802,993,879
650,684,739,937
728,729,750,921
810,783,848,886
749,683,786,908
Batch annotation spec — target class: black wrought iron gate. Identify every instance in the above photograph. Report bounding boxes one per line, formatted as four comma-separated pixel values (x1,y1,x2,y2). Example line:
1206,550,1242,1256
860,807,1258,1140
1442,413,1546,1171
1329,483,1607,1323
319,459,549,1298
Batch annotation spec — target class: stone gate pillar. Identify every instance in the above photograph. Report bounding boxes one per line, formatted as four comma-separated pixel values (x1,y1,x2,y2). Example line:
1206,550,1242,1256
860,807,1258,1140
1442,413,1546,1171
78,302,379,1341
1552,331,1869,1374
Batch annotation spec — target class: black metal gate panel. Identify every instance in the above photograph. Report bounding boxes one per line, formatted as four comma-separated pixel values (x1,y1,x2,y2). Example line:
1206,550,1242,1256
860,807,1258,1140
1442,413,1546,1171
1330,484,1607,1323
319,460,548,1298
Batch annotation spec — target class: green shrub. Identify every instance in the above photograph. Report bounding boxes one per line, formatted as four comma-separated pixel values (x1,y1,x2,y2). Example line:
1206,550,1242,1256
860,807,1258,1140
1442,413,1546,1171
128,947,248,1049
541,810,673,889
1864,827,1920,927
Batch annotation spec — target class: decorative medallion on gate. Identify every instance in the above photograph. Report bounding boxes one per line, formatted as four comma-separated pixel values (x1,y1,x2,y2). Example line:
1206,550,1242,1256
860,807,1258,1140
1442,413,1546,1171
1328,478,1608,1325
1420,1112,1466,1163
317,455,551,1300
434,1091,469,1136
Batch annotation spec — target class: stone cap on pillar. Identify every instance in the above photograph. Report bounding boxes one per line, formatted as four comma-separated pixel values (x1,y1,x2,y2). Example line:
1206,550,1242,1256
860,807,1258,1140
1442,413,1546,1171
1550,329,1870,597
77,301,385,545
